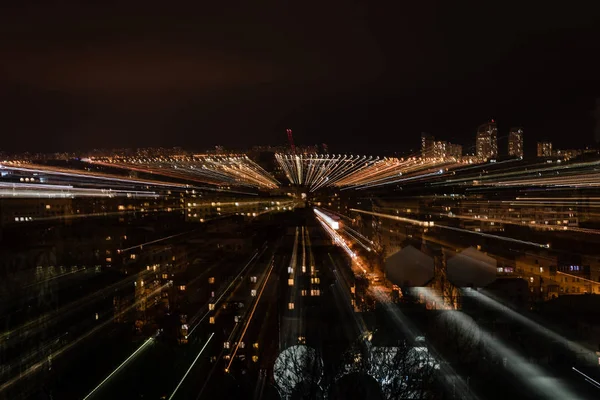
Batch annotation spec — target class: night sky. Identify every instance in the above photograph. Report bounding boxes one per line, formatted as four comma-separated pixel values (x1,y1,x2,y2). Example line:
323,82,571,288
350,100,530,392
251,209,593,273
2,2,600,154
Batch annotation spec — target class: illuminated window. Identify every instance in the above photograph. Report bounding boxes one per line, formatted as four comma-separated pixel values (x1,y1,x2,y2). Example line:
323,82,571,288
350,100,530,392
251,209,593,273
302,266,306,273
311,289,320,296
224,341,230,349
252,355,259,362
288,267,293,274
250,276,257,283
301,290,307,296
539,267,543,273
288,302,294,310
251,289,257,297
311,277,320,284
179,285,186,291
45,204,51,209
209,303,215,310
130,254,136,260
209,317,215,324
288,278,294,286
162,273,168,279
529,277,534,283
105,258,112,263
208,277,215,284
253,342,259,349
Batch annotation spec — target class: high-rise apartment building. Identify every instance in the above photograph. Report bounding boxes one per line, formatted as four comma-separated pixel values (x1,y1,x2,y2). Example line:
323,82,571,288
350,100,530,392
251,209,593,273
508,127,524,158
537,142,553,157
421,133,435,158
476,121,498,160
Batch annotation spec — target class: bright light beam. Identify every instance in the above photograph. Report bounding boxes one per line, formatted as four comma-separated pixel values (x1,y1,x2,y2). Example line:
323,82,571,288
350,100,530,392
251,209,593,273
168,332,215,400
83,334,156,400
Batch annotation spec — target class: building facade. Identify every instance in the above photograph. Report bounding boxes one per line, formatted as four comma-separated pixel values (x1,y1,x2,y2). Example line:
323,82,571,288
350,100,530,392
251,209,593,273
508,127,524,158
421,133,435,158
476,121,498,160
537,142,553,157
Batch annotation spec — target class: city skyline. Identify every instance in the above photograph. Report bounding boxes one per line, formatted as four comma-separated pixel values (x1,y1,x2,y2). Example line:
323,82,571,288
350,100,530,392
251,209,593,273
3,4,600,399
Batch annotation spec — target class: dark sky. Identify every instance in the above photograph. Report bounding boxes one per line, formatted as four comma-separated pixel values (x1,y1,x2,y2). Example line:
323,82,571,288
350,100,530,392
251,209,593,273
2,1,600,154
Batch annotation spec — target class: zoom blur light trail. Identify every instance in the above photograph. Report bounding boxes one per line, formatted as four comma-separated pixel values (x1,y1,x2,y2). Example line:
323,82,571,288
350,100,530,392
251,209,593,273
88,154,279,189
275,153,465,191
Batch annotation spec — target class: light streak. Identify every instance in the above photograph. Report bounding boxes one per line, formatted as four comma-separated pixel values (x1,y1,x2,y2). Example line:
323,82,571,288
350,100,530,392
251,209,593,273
83,334,156,400
89,155,279,189
349,208,433,227
168,333,215,400
437,224,550,248
572,367,600,390
225,257,275,372
275,153,465,191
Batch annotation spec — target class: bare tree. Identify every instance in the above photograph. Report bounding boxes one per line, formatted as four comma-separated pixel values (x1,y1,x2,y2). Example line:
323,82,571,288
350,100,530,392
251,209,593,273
273,345,324,399
337,337,440,399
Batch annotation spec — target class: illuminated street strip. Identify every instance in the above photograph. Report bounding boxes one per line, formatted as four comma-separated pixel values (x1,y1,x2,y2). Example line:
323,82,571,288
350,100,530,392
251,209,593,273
416,287,580,399
83,333,157,400
313,207,340,230
340,227,372,252
316,215,356,260
225,257,276,372
168,333,215,400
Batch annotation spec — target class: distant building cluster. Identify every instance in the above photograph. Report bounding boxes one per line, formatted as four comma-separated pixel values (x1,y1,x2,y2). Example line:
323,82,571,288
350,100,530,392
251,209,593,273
419,120,598,163
420,133,462,160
